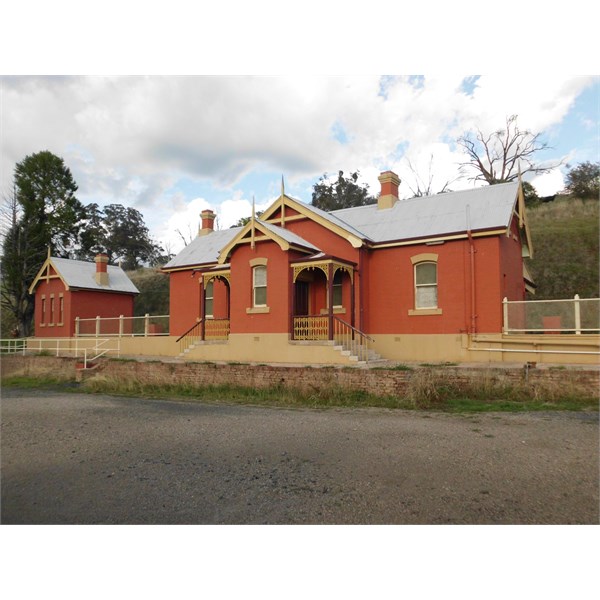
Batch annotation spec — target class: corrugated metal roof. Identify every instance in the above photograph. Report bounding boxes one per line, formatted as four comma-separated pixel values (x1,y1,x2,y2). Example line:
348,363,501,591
332,182,519,243
285,194,369,241
163,182,519,270
51,257,139,294
163,227,241,269
257,219,321,252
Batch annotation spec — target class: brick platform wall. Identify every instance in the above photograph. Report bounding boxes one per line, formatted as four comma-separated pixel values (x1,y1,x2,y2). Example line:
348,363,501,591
2,356,599,400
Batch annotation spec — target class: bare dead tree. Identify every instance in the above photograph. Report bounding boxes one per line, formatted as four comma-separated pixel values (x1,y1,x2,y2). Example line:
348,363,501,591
404,154,463,198
0,182,20,244
175,224,195,247
457,114,562,184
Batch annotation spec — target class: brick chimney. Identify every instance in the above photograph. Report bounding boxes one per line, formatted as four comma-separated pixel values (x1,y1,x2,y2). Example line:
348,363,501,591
94,253,109,286
377,170,401,210
199,209,216,236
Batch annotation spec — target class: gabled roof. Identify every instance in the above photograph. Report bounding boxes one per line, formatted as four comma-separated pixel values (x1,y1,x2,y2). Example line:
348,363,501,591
331,182,521,244
258,220,321,252
260,193,366,247
29,257,139,294
162,227,241,270
217,218,320,264
163,180,531,272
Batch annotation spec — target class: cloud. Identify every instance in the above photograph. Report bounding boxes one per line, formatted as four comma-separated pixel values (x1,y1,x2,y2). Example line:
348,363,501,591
1,74,595,245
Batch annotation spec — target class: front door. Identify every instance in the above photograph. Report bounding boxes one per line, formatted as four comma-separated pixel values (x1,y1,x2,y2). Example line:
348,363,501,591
295,281,309,316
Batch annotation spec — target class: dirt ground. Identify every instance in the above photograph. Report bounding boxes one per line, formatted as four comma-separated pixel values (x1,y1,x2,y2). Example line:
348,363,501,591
1,388,598,524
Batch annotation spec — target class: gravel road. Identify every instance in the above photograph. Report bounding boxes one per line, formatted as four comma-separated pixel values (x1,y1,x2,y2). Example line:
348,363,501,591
1,388,598,524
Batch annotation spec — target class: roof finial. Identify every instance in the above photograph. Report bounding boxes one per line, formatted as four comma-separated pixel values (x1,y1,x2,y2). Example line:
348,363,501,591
517,162,525,229
251,196,256,250
47,246,51,260
280,175,286,227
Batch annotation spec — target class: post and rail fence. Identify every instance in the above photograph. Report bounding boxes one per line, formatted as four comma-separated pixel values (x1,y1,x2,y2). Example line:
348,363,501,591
502,295,600,335
0,337,121,367
75,314,170,337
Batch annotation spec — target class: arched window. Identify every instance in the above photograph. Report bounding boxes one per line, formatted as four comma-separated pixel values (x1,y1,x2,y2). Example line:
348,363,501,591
253,265,267,307
414,262,438,309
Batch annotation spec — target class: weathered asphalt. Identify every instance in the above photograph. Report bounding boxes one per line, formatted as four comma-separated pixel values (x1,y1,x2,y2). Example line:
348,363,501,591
1,388,598,524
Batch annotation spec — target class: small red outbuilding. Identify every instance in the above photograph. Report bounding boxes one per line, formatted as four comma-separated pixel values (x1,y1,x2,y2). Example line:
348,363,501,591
28,253,139,338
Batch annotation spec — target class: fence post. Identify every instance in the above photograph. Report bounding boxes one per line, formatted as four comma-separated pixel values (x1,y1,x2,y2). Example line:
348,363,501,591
574,294,581,335
95,316,101,337
75,316,80,337
144,313,150,337
502,297,508,334
119,315,124,338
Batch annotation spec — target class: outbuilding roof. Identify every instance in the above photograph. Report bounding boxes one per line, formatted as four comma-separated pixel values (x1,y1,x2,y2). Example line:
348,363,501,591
30,257,139,294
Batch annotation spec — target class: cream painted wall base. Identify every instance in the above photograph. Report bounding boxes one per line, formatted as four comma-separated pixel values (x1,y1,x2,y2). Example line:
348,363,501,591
27,332,600,366
370,333,600,365
182,334,352,365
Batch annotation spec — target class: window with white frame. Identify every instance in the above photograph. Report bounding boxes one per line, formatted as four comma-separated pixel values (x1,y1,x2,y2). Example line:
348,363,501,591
414,262,438,309
253,265,267,307
205,280,214,318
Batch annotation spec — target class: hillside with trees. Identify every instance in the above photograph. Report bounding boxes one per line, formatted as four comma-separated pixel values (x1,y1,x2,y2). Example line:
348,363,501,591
525,196,599,300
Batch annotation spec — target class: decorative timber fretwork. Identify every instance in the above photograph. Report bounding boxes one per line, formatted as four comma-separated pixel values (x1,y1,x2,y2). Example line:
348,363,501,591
292,259,354,282
202,271,231,285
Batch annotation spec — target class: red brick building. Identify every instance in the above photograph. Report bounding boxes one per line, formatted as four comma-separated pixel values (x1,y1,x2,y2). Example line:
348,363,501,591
29,253,139,338
163,171,533,362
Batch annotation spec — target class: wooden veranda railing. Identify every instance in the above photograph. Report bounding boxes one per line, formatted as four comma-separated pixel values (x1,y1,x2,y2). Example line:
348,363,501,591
292,315,374,362
292,315,329,340
205,318,230,340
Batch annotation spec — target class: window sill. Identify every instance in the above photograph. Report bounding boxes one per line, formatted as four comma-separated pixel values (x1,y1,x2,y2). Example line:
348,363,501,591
40,323,46,327
320,307,346,315
408,308,443,316
246,306,270,314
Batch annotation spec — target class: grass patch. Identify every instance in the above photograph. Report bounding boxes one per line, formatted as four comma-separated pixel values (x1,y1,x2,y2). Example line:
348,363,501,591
418,362,458,367
372,364,414,371
2,375,74,389
79,374,404,410
404,369,598,411
3,367,597,414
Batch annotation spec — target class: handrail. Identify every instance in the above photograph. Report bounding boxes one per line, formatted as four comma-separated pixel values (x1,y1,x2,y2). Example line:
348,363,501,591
333,317,373,362
176,319,203,343
333,317,374,342
177,320,204,355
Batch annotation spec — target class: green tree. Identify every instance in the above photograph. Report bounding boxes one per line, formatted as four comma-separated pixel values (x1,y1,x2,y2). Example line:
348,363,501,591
231,210,263,228
458,115,561,185
1,151,85,336
14,150,85,256
102,204,164,270
565,161,600,199
311,170,376,211
76,202,108,259
521,181,540,205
